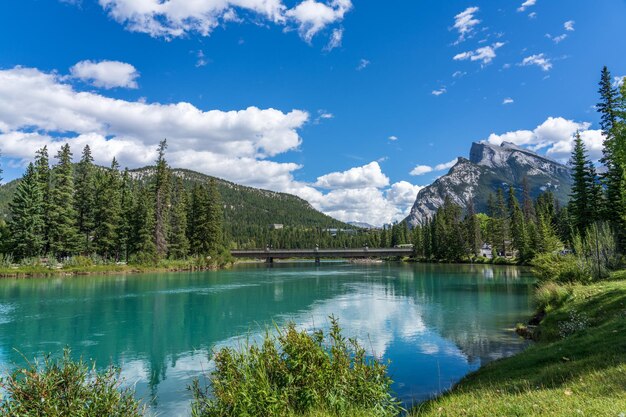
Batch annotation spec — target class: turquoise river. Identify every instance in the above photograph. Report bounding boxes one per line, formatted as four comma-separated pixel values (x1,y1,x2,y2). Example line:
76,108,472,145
0,262,535,415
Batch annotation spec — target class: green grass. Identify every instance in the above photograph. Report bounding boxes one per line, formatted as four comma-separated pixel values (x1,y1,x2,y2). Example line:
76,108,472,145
409,275,626,417
0,257,232,278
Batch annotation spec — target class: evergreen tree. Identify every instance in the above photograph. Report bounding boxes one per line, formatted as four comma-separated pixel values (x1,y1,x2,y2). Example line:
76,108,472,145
8,164,44,259
568,131,596,235
94,159,122,259
118,169,135,262
34,146,52,253
168,177,190,259
48,144,80,258
521,176,535,222
133,186,157,263
464,198,481,257
206,179,224,254
153,140,170,258
75,145,97,253
508,186,530,261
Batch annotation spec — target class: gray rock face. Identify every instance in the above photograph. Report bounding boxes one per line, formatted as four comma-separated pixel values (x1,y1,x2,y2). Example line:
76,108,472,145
406,142,572,226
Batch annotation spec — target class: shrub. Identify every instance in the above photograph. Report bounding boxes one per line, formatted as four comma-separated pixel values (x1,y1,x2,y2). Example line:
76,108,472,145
531,253,591,284
64,255,95,268
190,317,402,417
0,349,144,417
534,282,572,310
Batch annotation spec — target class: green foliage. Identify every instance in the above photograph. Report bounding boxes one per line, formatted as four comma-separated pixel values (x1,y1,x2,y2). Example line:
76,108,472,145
531,253,591,284
534,282,572,310
7,164,44,259
190,317,402,417
0,349,144,417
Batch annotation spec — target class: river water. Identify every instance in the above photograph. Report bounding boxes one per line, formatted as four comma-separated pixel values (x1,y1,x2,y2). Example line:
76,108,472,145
0,262,535,415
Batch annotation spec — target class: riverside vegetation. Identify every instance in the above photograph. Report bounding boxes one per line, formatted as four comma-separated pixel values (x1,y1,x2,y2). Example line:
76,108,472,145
1,67,626,415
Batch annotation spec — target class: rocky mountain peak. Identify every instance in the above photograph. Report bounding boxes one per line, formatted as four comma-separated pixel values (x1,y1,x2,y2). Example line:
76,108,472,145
406,142,572,226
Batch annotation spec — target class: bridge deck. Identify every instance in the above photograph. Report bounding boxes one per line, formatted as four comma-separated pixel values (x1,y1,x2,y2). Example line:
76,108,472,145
231,248,413,259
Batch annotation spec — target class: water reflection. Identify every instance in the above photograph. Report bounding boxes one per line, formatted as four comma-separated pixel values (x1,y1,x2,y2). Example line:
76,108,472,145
0,263,534,415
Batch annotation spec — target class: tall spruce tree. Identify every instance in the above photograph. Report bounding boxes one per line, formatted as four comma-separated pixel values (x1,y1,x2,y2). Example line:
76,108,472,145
206,179,224,254
133,186,157,263
508,186,530,261
8,164,44,259
569,131,596,235
75,145,97,253
34,146,52,253
48,144,80,258
118,169,135,262
153,140,170,258
94,159,122,259
465,198,481,257
168,177,189,259
521,176,535,222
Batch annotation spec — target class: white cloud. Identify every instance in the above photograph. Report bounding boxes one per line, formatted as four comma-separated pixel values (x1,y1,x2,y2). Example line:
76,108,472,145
454,42,505,65
0,65,422,227
410,158,458,176
431,87,447,96
520,53,552,71
503,97,514,105
356,58,370,71
528,12,537,19
385,181,425,216
546,33,567,44
564,20,575,31
69,60,139,89
97,0,351,43
324,27,343,51
314,161,389,189
517,0,536,12
452,70,466,78
195,50,208,67
452,6,480,44
613,76,625,88
388,135,398,141
485,116,603,162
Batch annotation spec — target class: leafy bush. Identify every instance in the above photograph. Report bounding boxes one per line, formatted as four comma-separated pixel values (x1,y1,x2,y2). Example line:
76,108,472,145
190,317,402,417
534,282,572,310
531,253,592,284
0,349,144,417
64,255,95,268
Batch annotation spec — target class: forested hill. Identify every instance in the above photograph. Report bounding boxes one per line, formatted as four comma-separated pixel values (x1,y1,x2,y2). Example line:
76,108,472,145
0,165,350,233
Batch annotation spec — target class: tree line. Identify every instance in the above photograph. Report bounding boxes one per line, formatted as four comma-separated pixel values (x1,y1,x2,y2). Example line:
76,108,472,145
0,140,225,264
411,67,626,265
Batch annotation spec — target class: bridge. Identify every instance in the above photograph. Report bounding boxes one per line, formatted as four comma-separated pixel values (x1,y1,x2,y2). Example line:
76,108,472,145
230,247,413,264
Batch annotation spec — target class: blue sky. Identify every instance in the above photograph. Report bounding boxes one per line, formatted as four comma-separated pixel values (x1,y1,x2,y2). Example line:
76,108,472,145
0,0,625,225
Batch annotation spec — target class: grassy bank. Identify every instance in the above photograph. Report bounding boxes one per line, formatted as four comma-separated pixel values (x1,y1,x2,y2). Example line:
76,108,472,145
410,274,626,417
0,256,232,278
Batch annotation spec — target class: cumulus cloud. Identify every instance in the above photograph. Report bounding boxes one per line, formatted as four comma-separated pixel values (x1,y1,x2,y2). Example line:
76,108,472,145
431,87,447,96
564,20,575,31
546,33,567,44
485,116,604,162
98,0,351,43
613,76,625,88
0,65,420,227
410,158,459,176
69,60,139,89
314,161,389,189
451,6,480,44
503,97,514,105
517,0,536,12
520,53,552,71
453,42,505,65
388,135,398,141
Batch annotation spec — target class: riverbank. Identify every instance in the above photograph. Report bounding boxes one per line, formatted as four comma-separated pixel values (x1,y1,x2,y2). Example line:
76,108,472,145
410,273,626,416
0,258,232,278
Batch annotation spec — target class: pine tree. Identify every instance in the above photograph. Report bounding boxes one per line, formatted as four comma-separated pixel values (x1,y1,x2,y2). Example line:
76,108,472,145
153,140,170,258
133,186,157,263
75,145,97,253
48,144,81,258
118,169,135,262
206,179,224,254
568,131,598,236
168,177,189,259
34,146,52,253
8,164,44,259
508,186,530,261
465,198,481,257
521,176,535,222
94,159,122,259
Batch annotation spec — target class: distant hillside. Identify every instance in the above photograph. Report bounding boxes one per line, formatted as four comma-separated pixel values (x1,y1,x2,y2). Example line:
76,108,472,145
0,167,350,235
406,141,572,226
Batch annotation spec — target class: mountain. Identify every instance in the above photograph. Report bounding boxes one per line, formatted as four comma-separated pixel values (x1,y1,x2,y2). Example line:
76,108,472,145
347,221,380,229
0,167,350,234
405,141,572,226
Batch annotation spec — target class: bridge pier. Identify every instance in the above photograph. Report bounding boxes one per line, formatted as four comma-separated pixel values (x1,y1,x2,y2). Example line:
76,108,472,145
266,257,273,264
315,257,321,265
